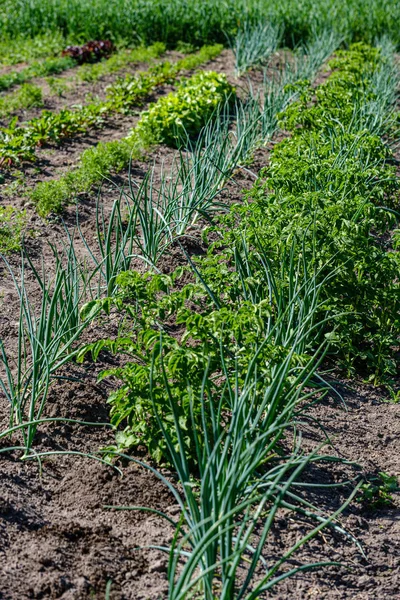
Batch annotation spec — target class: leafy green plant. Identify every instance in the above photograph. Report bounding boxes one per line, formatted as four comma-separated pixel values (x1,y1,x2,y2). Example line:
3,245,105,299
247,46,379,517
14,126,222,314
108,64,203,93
30,67,231,216
237,43,400,381
0,206,27,253
0,83,43,117
356,472,399,509
131,71,235,147
78,235,330,464
0,44,224,170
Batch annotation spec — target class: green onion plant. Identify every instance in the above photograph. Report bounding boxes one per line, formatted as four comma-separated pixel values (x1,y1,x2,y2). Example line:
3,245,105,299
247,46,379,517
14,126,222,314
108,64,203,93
0,238,91,454
230,21,282,76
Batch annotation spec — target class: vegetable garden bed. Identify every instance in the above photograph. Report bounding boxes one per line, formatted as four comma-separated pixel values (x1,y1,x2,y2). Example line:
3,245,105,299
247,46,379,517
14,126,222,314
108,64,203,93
0,6,399,599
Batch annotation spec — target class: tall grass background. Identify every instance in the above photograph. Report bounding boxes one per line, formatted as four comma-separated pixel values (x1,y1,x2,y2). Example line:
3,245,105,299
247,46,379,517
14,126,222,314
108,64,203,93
1,0,399,49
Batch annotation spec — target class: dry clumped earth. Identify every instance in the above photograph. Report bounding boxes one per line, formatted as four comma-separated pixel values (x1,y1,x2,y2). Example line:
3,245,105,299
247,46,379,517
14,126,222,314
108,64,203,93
0,50,399,600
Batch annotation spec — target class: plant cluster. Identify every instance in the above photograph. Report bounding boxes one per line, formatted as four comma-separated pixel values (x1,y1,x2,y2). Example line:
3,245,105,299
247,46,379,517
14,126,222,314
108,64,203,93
0,103,107,166
0,44,223,169
356,471,399,509
0,205,27,253
230,20,282,76
76,42,166,82
61,39,115,64
106,44,224,113
131,71,234,146
0,83,43,118
30,64,230,216
240,42,400,380
0,241,92,454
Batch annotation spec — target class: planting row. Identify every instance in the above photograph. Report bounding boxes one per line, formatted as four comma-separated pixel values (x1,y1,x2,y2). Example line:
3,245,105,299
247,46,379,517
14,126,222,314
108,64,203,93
78,42,399,465
28,31,339,218
0,44,223,169
0,43,167,118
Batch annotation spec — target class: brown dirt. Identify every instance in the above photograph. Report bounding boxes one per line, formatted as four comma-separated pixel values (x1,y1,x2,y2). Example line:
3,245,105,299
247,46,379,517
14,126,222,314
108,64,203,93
0,366,399,599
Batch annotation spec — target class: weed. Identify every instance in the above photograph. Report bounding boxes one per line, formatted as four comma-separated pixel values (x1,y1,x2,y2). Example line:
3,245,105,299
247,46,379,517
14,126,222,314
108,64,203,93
357,472,399,509
0,83,43,117
0,206,27,253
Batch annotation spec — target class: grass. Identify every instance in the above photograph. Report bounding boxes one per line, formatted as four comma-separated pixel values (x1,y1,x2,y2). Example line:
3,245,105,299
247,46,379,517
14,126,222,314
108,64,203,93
0,206,27,253
0,56,75,93
0,0,399,49
0,83,44,117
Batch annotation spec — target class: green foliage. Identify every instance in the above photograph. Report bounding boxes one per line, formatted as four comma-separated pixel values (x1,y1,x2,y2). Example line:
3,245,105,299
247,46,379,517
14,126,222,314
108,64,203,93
31,138,136,216
0,103,107,167
30,62,229,216
279,43,392,133
0,31,67,65
0,44,223,169
45,76,69,97
0,240,92,453
230,20,282,76
105,44,224,114
0,0,400,51
357,472,399,509
0,56,75,93
76,42,400,463
239,43,400,380
0,206,26,253
76,42,166,82
132,71,235,147
0,83,43,117
78,235,323,464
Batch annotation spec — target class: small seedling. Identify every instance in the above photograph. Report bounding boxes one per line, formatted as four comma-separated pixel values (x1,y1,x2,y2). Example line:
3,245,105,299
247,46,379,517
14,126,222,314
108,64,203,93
357,472,399,509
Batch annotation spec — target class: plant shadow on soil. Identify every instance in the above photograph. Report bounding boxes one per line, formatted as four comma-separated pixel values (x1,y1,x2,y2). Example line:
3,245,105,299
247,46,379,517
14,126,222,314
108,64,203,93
0,364,399,599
